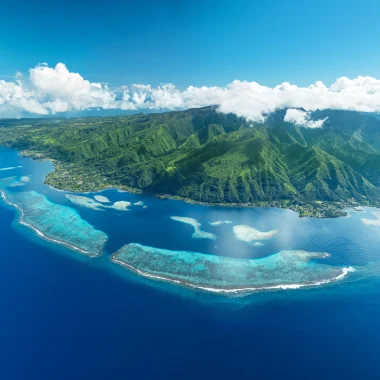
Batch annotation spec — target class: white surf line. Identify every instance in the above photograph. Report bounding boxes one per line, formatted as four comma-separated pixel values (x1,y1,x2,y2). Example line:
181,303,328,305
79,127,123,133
111,255,355,295
0,190,99,257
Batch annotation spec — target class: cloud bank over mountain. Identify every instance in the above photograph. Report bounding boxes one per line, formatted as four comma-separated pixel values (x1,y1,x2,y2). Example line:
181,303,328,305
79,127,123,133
284,109,328,128
1,63,380,127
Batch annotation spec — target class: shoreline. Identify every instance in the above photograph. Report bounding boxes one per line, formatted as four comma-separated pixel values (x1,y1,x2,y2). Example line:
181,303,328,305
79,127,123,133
11,147,374,219
0,189,100,257
46,174,356,219
111,254,355,295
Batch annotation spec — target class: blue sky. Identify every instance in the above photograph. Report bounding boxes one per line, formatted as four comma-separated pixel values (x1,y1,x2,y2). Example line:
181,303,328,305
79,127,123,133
2,0,380,88
2,0,380,120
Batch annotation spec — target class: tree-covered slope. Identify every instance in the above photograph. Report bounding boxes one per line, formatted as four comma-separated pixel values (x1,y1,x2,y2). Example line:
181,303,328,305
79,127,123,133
1,107,380,216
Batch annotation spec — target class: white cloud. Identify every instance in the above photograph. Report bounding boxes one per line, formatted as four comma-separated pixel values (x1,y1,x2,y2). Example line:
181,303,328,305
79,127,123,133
284,109,327,128
2,63,380,123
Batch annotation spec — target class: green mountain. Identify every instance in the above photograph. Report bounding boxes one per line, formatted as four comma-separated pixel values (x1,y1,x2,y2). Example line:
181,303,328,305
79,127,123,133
1,107,380,217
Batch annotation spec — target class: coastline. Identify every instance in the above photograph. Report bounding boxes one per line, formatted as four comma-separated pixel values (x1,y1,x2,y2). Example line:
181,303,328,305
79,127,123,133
0,189,100,257
2,146,372,219
110,254,355,295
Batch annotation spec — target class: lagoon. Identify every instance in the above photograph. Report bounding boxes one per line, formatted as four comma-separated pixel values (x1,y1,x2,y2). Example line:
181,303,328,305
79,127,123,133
2,145,380,379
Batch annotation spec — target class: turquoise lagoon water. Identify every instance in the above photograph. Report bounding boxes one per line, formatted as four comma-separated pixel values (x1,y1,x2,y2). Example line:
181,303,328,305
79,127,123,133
2,145,380,379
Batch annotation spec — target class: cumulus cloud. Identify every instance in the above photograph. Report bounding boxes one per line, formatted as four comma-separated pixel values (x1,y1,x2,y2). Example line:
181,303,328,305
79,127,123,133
2,63,380,125
284,109,327,128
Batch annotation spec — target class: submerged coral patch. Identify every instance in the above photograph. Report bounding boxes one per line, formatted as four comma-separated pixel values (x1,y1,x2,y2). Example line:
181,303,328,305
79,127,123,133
94,195,110,203
66,194,104,210
66,194,131,211
20,176,31,183
112,201,131,211
361,211,380,227
0,176,26,187
233,225,279,244
171,216,217,240
111,243,354,294
0,166,22,171
208,220,234,226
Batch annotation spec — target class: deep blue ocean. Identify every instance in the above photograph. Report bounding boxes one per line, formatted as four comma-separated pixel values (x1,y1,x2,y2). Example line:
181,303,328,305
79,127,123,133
1,146,380,380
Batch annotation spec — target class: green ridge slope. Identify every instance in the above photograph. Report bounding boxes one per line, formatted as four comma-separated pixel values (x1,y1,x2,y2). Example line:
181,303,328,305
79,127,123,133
1,107,380,217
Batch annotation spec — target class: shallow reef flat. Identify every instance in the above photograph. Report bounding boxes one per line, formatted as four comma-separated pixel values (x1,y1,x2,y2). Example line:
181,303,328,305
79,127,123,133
0,176,27,188
171,216,217,240
0,166,22,171
361,211,380,227
20,176,31,183
111,201,131,211
233,225,279,244
111,243,354,294
66,194,131,211
1,190,107,256
208,220,233,226
66,194,105,210
94,195,111,203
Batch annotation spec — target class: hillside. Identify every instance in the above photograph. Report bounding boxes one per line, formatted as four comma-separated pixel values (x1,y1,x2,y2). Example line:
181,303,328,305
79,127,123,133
1,106,380,217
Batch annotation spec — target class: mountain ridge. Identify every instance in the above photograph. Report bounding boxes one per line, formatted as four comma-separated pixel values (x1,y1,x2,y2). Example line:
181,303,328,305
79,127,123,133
1,106,380,217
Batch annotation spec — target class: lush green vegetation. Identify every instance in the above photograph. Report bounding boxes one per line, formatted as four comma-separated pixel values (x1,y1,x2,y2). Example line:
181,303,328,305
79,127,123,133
1,107,380,217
